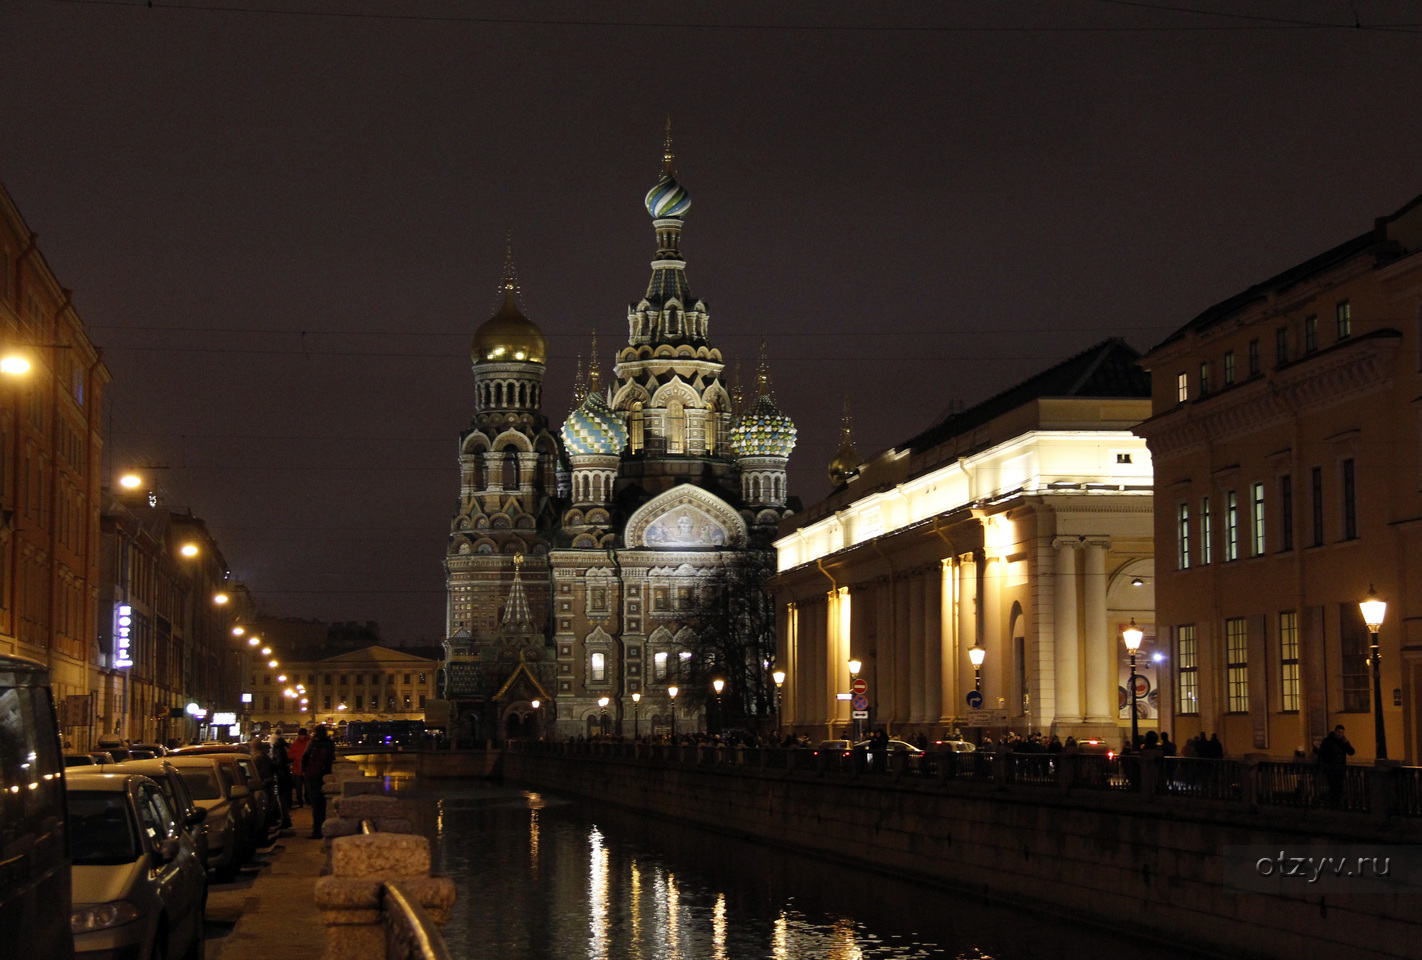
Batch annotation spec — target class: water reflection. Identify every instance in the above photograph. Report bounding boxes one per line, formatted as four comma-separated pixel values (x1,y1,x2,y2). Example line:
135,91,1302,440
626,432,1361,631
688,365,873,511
404,782,1204,960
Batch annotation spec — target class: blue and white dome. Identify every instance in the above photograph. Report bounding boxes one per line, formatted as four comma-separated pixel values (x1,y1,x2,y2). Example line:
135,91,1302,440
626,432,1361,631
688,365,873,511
731,394,797,459
561,392,628,458
645,175,691,219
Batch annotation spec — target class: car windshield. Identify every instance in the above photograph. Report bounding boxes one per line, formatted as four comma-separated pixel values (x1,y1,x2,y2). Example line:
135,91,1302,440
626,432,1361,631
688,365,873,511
69,791,140,864
178,768,222,800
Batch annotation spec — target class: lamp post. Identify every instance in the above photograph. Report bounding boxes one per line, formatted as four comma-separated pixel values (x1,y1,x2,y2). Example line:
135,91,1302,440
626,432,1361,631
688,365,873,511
847,659,862,740
667,685,678,739
631,692,641,740
597,696,610,739
1122,619,1144,750
711,678,725,736
772,669,786,736
1359,586,1388,761
969,645,986,692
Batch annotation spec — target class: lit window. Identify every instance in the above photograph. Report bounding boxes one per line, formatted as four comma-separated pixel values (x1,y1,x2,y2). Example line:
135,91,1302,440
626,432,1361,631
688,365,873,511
654,651,668,680
1200,496,1212,565
1176,503,1191,570
1176,372,1188,403
1279,612,1299,712
1336,300,1351,339
1252,482,1265,556
1223,351,1235,385
1225,490,1238,561
591,652,606,682
1176,625,1198,715
1226,618,1249,712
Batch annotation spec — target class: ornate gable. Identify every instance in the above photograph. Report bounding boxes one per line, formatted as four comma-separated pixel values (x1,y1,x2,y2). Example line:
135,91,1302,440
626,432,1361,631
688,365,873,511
624,485,747,549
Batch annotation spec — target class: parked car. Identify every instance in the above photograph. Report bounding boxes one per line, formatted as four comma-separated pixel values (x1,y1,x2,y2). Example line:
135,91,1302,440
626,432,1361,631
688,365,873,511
159,755,255,879
173,744,280,838
854,738,925,757
89,752,116,765
813,739,852,758
66,753,102,767
934,737,978,754
66,770,206,960
0,654,74,960
110,760,211,869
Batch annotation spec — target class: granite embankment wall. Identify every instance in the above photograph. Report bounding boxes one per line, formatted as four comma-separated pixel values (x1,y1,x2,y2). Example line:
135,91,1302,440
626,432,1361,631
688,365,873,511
500,750,1419,960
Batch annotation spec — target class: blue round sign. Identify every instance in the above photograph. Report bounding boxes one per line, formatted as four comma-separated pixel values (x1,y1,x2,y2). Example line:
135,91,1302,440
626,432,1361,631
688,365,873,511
966,690,983,709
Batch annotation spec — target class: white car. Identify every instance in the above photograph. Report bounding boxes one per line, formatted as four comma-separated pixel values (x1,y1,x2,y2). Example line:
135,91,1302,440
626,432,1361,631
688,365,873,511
159,755,255,882
66,771,207,960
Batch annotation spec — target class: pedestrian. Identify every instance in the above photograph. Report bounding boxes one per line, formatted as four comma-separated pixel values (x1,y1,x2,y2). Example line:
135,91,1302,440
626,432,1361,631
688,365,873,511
289,728,310,808
1315,724,1355,807
1206,733,1224,759
272,735,294,829
302,724,335,839
1159,732,1176,757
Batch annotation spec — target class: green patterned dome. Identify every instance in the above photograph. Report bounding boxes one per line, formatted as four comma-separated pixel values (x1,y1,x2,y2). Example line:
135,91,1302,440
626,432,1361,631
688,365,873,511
561,392,628,458
645,175,691,219
731,393,797,459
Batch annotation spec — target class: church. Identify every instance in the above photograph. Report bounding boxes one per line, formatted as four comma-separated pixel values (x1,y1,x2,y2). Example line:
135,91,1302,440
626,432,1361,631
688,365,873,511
440,133,797,741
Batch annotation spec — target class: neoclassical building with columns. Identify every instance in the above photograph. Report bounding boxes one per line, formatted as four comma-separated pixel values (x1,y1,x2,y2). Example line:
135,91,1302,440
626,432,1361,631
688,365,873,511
772,340,1158,746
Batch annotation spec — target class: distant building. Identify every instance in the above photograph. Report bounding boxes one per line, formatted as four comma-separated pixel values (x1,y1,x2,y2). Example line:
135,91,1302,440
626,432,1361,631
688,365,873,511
0,181,110,746
1137,191,1422,762
772,340,1154,746
442,131,796,740
245,643,440,733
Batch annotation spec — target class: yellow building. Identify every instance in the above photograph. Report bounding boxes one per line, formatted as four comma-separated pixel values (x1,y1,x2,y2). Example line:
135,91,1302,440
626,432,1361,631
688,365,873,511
1137,192,1422,763
773,341,1154,746
247,643,440,733
0,181,109,742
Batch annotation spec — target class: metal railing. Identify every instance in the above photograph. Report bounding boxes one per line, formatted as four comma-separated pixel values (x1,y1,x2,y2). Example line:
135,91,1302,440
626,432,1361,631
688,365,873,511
506,740,1422,819
384,881,455,960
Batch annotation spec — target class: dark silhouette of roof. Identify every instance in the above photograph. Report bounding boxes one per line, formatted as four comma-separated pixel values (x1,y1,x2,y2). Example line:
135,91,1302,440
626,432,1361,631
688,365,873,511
905,338,1150,453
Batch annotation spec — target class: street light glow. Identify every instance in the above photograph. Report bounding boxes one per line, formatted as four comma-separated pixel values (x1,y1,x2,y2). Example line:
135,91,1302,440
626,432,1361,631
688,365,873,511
1,354,32,375
180,543,199,557
213,593,229,604
118,472,142,488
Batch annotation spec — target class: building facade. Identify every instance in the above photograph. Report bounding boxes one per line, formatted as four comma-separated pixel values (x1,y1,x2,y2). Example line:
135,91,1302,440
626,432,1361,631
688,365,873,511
442,135,796,740
773,340,1155,747
245,643,440,733
1137,192,1422,763
0,181,110,747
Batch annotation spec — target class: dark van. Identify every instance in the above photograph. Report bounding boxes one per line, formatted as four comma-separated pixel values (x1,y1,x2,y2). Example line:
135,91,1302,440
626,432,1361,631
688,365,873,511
0,654,74,959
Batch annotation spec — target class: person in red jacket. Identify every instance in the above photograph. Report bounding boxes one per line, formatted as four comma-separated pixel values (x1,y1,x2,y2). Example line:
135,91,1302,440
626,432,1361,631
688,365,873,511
288,728,310,809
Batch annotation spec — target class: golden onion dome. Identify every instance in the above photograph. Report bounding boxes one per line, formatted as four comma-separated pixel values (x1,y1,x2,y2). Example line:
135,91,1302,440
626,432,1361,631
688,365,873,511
471,288,547,365
827,439,862,487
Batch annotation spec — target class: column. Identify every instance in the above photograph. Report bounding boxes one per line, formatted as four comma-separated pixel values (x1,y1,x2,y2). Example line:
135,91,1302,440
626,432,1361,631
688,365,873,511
958,553,978,710
924,568,943,725
1083,540,1113,722
940,558,958,722
908,575,927,724
1054,540,1082,723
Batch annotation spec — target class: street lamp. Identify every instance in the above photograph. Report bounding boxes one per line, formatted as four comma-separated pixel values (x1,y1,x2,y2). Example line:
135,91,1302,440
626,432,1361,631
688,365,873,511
598,696,610,738
668,685,678,738
631,692,641,740
1122,619,1144,749
712,678,725,736
1359,586,1388,761
847,659,862,740
772,669,786,735
969,645,986,692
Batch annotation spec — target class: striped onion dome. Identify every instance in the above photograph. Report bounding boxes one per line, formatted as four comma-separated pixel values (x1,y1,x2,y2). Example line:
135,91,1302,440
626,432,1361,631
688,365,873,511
561,391,628,458
731,393,797,459
645,175,691,219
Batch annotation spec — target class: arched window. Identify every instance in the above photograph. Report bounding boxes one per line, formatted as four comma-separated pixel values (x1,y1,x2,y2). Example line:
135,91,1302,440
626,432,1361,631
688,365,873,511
630,402,644,453
494,382,504,407
667,400,685,454
503,449,519,489
773,476,782,501
751,476,762,502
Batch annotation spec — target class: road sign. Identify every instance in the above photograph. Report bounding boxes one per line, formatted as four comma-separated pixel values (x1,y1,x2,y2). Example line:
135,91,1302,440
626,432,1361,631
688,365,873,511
965,690,983,709
850,694,868,711
851,677,868,696
965,708,1008,726
851,710,869,720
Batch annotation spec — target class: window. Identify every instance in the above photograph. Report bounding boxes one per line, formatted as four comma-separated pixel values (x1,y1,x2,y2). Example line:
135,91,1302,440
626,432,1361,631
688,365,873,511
590,652,606,682
1223,350,1236,385
419,695,427,708
1311,467,1324,546
404,695,412,710
1200,496,1212,565
1280,475,1293,551
1340,605,1370,712
324,674,333,685
1304,315,1318,353
355,695,364,709
1251,482,1265,556
404,674,411,684
340,674,348,685
1176,503,1191,570
1226,617,1249,713
1279,612,1300,712
1336,300,1351,339
1225,490,1239,561
263,673,271,686
262,696,270,711
1342,458,1357,540
1199,362,1210,397
418,674,426,684
1275,327,1289,366
355,674,364,685
1176,625,1198,715
653,651,668,680
1248,339,1260,376
1176,372,1188,403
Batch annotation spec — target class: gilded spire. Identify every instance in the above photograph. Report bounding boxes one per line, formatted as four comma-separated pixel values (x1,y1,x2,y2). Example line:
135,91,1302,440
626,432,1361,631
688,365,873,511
496,229,524,314
661,115,676,178
828,394,862,486
571,353,587,406
756,338,770,396
587,330,601,395
730,360,744,414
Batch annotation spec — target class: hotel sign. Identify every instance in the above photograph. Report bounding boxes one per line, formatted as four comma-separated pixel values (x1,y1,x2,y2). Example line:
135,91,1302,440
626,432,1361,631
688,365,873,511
114,603,134,668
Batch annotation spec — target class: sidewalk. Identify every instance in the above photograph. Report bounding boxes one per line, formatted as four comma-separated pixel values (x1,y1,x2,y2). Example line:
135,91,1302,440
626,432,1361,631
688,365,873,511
204,801,326,960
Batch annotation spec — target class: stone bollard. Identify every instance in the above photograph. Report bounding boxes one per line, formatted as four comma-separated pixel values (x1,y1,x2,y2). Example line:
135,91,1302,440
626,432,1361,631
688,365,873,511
314,833,457,960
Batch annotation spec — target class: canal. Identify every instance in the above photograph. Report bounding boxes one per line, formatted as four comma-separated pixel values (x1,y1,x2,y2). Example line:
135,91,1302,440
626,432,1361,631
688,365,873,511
396,780,1208,960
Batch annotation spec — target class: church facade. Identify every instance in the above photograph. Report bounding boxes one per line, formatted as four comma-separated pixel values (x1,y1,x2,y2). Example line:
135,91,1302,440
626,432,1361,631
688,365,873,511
441,136,796,741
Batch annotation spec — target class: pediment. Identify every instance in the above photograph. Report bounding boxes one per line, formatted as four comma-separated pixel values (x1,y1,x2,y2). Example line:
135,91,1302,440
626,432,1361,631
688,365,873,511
624,485,747,550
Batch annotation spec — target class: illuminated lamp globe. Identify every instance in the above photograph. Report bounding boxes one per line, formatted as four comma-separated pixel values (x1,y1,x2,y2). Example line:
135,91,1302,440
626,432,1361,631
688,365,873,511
1,354,31,375
119,473,142,489
1360,585,1387,632
968,646,986,668
1122,619,1144,652
180,544,199,557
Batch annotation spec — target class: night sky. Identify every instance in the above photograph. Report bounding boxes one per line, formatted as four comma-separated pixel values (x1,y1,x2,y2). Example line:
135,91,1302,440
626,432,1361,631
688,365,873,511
3,1,1420,645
